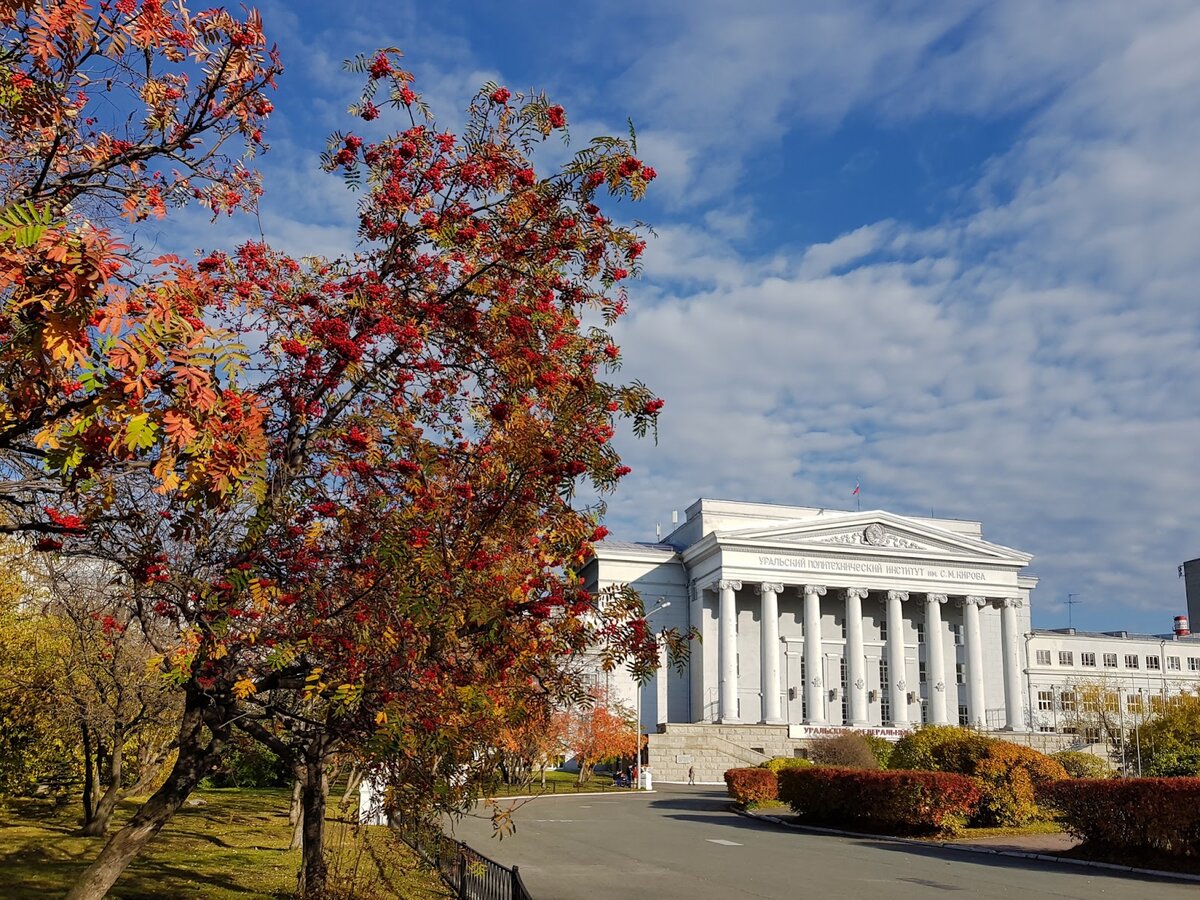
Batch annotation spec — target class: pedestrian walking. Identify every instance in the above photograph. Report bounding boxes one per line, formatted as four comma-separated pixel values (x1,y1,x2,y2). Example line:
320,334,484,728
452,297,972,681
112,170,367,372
687,765,695,785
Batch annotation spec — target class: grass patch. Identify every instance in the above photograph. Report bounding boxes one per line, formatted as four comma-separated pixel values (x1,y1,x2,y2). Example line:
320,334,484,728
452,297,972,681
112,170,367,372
0,788,448,899
948,820,1063,840
744,799,788,811
482,769,634,797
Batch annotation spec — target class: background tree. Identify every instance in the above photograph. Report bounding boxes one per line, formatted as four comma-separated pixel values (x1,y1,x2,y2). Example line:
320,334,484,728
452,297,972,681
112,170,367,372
50,560,181,836
0,538,77,795
495,705,569,788
562,689,640,784
1133,694,1200,776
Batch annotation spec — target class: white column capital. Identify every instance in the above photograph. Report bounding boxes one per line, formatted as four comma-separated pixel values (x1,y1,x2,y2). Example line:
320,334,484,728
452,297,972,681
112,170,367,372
960,595,987,608
718,579,742,592
803,584,827,597
887,590,909,603
1002,597,1024,609
757,582,784,595
844,587,869,601
926,593,948,604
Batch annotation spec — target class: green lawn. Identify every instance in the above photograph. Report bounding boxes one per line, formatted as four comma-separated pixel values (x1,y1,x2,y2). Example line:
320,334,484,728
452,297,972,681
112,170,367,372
0,788,448,899
482,768,635,797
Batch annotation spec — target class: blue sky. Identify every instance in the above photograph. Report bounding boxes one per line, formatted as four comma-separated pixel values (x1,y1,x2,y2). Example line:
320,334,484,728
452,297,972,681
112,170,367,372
175,1,1200,633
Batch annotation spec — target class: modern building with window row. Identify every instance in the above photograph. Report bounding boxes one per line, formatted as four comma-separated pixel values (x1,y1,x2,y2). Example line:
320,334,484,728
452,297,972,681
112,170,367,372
580,498,1194,781
1026,627,1200,735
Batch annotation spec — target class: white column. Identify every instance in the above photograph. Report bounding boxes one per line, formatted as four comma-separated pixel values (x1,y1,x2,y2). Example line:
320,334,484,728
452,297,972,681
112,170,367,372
886,590,909,726
925,593,949,725
689,581,704,722
1001,597,1027,731
844,588,869,726
803,585,827,724
718,579,742,723
758,582,785,724
961,596,987,728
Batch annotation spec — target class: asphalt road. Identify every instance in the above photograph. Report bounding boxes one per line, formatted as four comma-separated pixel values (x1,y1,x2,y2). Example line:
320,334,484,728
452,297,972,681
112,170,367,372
447,785,1195,900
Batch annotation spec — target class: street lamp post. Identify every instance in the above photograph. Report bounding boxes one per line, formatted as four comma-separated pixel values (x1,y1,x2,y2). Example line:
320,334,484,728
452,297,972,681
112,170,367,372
633,601,670,790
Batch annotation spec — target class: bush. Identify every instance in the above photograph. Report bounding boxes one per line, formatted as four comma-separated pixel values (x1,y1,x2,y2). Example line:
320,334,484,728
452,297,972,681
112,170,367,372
808,733,881,770
862,733,894,769
207,735,290,788
778,767,980,835
1042,778,1200,856
761,756,813,773
1053,750,1111,779
724,767,778,805
888,726,993,773
972,742,1068,826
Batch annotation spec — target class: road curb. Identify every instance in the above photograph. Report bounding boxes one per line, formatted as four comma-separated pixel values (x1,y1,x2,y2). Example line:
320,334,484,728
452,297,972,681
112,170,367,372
735,806,1200,884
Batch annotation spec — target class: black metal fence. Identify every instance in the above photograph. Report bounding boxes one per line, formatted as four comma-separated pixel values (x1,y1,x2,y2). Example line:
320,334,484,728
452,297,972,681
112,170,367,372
400,820,532,900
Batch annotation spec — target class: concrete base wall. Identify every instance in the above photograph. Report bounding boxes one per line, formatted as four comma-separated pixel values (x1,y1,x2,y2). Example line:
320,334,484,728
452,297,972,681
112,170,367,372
646,724,1096,783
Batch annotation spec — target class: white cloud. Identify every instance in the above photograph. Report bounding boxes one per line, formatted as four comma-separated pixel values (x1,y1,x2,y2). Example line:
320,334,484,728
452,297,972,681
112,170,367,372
600,3,1200,632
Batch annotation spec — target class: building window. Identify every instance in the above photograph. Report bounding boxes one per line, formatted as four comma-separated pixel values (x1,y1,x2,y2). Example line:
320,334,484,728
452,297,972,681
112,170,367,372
880,619,887,642
952,624,964,646
1146,655,1160,671
879,658,889,723
916,623,925,644
1125,654,1139,669
1081,652,1096,667
1037,690,1054,711
1036,650,1052,665
919,661,927,683
955,663,964,685
1061,691,1078,712
1190,657,1200,672
1168,656,1181,671
1126,694,1141,712
1058,651,1074,666
1104,653,1118,668
958,705,969,725
840,658,848,722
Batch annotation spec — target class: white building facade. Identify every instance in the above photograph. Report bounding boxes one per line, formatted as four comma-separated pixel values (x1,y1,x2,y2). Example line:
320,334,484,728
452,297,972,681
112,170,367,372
1027,628,1200,736
581,499,1039,743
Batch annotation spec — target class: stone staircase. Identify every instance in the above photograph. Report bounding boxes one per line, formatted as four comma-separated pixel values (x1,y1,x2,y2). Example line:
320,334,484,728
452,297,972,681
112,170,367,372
645,723,791,783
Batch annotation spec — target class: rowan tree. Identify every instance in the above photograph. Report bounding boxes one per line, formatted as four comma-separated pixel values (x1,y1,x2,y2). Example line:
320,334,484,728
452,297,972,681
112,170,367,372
0,0,281,536
60,51,686,900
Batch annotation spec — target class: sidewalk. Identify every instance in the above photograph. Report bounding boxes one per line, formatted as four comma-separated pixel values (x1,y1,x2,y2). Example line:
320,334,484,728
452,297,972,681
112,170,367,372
943,832,1077,855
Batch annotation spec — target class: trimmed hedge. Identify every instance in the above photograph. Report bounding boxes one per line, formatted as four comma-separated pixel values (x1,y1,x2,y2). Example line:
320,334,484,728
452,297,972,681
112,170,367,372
1042,778,1200,856
761,756,813,774
778,767,980,835
724,767,778,805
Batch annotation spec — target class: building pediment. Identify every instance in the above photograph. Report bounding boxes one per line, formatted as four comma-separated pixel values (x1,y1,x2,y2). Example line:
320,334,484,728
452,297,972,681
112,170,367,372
714,510,1032,567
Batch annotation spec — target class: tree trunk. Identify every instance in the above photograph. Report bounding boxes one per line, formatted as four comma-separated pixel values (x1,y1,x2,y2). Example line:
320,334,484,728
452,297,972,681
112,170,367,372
288,779,303,851
81,720,98,826
298,755,329,899
80,730,123,837
65,700,225,900
339,763,363,812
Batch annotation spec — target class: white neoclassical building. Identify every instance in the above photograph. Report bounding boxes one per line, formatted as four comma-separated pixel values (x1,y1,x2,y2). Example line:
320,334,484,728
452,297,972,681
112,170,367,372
581,499,1041,777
